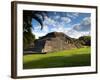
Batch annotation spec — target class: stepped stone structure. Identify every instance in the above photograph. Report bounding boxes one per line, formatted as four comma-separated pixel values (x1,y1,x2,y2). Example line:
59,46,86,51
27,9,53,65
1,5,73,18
32,32,82,53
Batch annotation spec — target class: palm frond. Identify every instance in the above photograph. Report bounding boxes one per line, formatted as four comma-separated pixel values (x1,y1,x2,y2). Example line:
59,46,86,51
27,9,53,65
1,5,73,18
32,14,43,30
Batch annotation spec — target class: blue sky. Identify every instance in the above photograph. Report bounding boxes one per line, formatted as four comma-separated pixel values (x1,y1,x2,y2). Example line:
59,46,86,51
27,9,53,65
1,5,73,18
32,11,91,39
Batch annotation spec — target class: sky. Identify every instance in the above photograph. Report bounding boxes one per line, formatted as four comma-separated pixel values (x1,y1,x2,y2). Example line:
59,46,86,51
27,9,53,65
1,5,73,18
31,11,91,39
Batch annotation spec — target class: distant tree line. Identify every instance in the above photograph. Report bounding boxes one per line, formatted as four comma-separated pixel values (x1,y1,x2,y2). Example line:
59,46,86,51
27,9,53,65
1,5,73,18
79,36,91,46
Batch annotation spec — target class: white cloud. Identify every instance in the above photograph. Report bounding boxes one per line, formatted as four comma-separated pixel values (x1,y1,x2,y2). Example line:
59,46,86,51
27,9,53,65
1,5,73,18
44,16,56,25
54,15,60,19
66,29,90,38
51,27,65,32
61,17,71,23
67,13,79,19
73,13,79,17
32,25,49,39
32,15,90,39
33,26,41,32
44,16,71,28
32,24,90,39
32,31,47,39
82,17,91,25
42,25,49,32
73,17,91,31
50,26,90,38
51,26,71,36
73,23,81,31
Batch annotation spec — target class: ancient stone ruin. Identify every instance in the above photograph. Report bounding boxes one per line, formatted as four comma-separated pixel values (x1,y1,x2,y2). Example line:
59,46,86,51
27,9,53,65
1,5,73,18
31,32,82,53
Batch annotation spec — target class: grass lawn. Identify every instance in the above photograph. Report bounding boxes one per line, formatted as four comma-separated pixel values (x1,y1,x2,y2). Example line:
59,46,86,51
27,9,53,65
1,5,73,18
23,47,91,69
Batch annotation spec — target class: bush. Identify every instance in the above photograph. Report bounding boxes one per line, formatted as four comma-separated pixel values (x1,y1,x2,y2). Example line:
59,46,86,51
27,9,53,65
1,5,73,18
79,36,91,46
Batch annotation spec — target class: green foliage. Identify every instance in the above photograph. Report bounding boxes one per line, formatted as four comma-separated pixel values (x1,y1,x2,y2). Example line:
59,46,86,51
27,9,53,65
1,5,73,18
23,11,47,32
23,11,47,49
23,32,35,49
23,47,91,69
79,36,91,46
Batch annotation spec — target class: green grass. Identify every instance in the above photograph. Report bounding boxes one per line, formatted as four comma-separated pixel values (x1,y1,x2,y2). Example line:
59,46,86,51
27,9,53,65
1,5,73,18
23,47,91,69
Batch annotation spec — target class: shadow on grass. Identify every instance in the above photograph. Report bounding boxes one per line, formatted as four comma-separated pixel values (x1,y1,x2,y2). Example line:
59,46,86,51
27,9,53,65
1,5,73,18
23,54,91,69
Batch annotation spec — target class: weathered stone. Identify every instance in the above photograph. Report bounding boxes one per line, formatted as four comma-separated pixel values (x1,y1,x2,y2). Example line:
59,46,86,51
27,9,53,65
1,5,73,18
32,32,82,53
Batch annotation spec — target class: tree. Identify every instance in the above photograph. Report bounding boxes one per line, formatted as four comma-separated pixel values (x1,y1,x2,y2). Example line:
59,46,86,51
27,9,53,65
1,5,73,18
79,36,91,46
23,11,47,49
